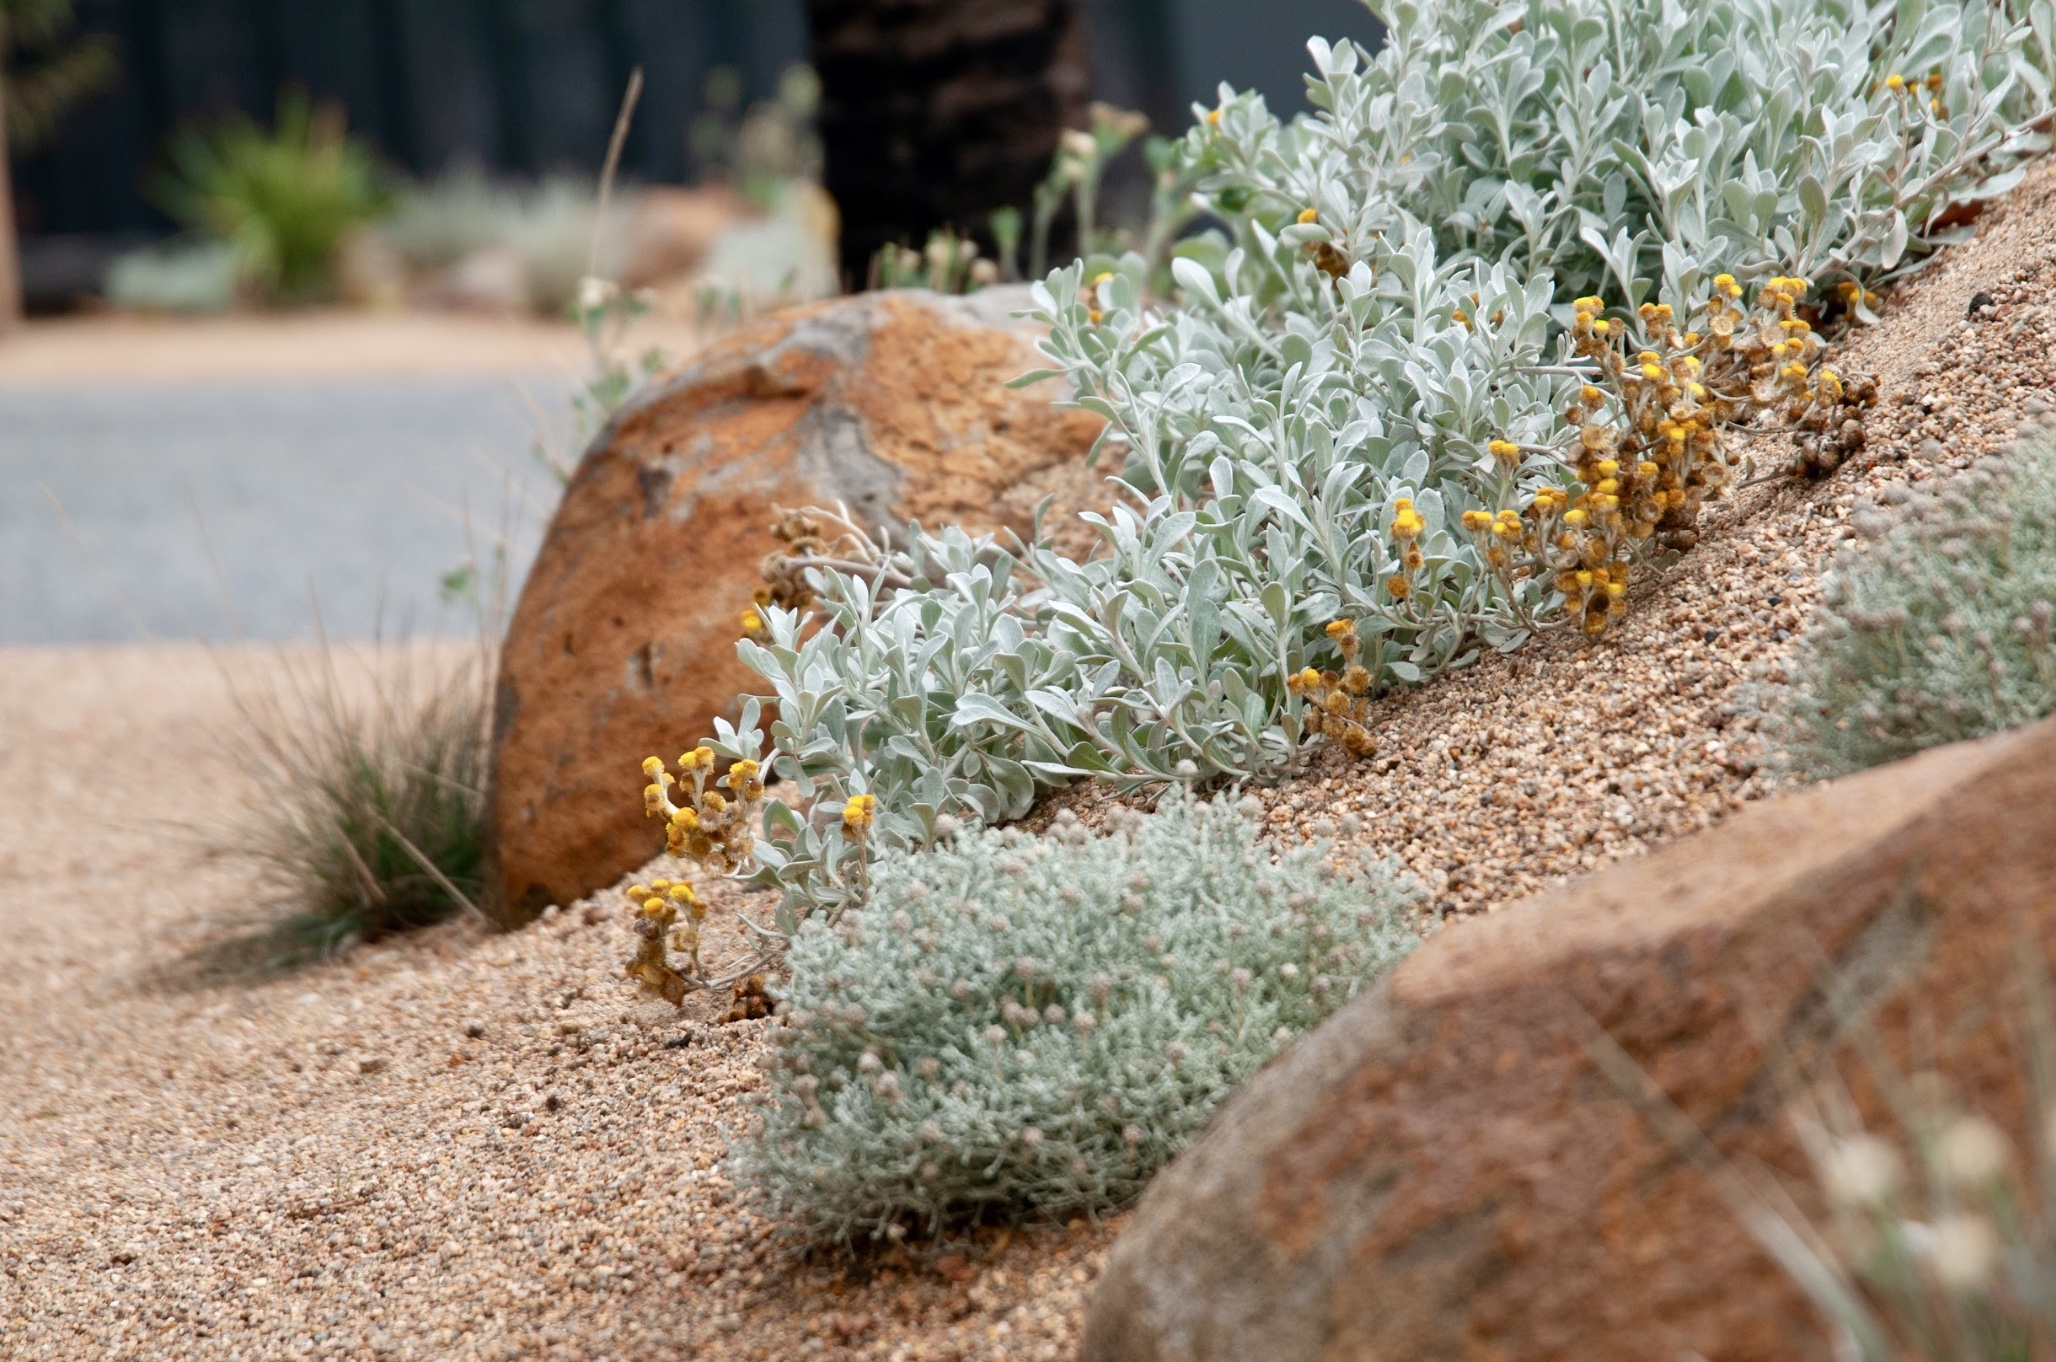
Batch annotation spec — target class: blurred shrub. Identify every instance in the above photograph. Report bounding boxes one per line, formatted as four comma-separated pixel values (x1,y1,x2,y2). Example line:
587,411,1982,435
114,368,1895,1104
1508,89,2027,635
689,62,822,209
104,238,238,313
1777,435,2056,775
2,0,117,152
728,790,1418,1244
156,91,385,306
380,170,633,317
376,165,512,272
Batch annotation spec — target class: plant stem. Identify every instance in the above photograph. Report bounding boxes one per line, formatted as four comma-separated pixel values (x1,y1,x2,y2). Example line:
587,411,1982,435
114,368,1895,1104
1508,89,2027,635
588,66,644,281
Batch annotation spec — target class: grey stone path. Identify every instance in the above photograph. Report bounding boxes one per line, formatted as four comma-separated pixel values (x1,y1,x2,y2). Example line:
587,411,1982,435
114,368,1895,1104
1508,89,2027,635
0,377,564,644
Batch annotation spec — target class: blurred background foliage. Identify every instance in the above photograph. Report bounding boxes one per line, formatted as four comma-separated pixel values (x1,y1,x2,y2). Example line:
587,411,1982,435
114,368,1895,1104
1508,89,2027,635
6,0,1383,313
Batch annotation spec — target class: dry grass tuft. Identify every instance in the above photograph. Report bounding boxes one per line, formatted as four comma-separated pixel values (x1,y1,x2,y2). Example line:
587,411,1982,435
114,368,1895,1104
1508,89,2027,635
215,639,494,957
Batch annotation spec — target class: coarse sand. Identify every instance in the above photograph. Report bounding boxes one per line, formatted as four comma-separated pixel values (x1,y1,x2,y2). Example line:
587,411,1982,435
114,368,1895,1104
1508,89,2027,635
10,159,2056,1360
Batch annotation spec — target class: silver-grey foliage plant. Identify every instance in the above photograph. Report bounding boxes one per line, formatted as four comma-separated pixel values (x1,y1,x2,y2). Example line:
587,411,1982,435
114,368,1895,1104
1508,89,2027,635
685,0,2056,933
733,789,1419,1244
1778,435,2056,775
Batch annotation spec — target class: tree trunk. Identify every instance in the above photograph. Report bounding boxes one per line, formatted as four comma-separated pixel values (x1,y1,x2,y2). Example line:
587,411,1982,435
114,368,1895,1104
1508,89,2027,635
806,0,1089,288
0,62,20,330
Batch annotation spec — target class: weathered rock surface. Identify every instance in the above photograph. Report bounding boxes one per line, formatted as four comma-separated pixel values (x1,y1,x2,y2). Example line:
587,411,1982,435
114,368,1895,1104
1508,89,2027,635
1082,716,2056,1362
486,287,1103,923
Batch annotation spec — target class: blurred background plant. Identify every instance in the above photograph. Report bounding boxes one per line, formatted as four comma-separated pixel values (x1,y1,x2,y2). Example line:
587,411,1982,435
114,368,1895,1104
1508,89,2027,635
150,91,386,307
1773,432,2056,777
690,62,823,210
0,0,116,325
0,0,111,151
866,226,995,292
377,170,634,318
868,99,1209,297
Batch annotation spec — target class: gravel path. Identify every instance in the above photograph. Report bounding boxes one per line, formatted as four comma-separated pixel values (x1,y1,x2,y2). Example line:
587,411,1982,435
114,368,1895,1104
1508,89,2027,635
0,377,559,645
5,164,2054,1360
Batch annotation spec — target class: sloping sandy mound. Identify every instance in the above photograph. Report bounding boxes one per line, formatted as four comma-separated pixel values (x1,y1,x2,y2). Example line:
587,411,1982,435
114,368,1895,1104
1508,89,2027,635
6,161,2056,1360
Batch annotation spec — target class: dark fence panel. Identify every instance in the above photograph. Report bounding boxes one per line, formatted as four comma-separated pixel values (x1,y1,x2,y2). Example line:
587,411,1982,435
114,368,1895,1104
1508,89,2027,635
12,0,1379,242
12,0,809,240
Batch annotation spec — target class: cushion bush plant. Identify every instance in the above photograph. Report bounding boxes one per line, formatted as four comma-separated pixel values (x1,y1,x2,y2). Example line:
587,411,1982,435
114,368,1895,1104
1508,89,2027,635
710,789,1417,1244
1776,434,2056,775
633,0,2056,975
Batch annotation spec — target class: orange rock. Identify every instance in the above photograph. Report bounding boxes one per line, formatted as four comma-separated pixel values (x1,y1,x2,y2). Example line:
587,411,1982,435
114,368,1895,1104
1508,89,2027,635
485,288,1103,923
1082,717,2056,1362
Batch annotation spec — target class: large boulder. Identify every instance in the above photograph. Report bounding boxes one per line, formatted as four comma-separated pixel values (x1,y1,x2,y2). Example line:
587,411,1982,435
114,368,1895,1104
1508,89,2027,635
485,287,1103,924
1082,716,2056,1362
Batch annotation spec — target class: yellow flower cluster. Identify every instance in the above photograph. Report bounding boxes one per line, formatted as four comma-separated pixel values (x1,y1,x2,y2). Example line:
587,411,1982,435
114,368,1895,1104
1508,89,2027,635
1883,69,1948,115
1525,276,1872,636
623,878,704,1006
842,793,878,836
1381,497,1429,601
642,747,763,875
1288,618,1378,756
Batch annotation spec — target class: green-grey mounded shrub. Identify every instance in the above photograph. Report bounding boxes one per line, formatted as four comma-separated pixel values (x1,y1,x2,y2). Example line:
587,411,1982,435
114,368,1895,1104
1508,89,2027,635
654,0,2056,937
1778,436,2056,775
731,789,1419,1244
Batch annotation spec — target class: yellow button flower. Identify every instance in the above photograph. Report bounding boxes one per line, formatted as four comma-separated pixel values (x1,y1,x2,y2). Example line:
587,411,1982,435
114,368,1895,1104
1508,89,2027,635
842,793,878,833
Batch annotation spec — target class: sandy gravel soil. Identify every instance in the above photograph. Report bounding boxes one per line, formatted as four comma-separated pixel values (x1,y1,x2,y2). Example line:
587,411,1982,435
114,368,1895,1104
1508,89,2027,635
0,645,1110,1361
6,161,2056,1360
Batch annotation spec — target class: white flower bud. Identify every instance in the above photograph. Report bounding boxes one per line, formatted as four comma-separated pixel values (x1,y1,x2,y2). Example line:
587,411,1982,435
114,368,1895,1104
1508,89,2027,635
1936,1116,2008,1188
1928,1213,2000,1292
1820,1134,1902,1207
984,1025,1008,1048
